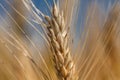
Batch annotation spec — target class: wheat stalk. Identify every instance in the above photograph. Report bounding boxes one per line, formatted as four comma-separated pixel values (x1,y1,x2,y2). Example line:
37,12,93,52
44,4,75,80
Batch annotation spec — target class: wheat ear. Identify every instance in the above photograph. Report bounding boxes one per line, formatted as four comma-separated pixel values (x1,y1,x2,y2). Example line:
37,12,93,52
44,4,75,80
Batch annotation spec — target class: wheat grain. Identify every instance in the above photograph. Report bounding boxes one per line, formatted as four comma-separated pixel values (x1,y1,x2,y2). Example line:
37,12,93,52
44,4,75,80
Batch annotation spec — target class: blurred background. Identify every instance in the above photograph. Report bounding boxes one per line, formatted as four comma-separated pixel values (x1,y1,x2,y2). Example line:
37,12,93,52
0,0,118,80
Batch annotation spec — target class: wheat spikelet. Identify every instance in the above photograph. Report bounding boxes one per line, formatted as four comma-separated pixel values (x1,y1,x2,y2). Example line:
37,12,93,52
44,4,75,80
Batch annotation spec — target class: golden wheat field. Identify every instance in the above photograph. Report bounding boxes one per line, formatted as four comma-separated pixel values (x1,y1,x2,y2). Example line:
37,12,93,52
0,0,120,80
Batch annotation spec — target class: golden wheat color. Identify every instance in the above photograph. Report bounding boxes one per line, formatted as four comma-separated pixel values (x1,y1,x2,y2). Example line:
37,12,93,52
44,4,75,80
0,0,120,80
